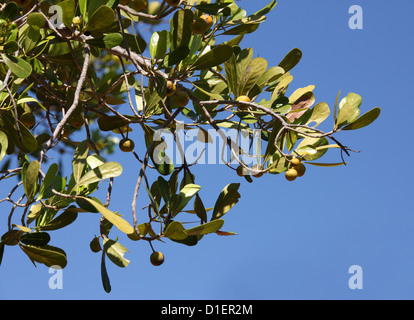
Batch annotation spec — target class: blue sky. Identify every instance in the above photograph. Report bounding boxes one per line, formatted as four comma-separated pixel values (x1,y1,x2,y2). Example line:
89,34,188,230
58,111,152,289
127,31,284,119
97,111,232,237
1,0,414,300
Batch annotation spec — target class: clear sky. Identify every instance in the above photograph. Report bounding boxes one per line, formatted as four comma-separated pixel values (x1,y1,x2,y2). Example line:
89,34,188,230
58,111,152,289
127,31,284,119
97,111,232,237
1,0,414,300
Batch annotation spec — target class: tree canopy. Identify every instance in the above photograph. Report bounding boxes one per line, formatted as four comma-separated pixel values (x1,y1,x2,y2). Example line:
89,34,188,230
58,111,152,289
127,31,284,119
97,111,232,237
0,0,380,293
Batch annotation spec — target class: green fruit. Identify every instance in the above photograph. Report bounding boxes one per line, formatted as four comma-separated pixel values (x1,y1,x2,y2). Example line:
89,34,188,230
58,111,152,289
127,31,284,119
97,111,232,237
132,0,148,12
172,90,189,107
150,251,164,266
119,138,135,152
20,112,35,129
190,18,207,35
285,168,298,181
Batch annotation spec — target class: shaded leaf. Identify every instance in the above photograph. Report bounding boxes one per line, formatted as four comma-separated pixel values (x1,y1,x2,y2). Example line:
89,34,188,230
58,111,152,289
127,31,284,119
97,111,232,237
75,161,123,188
164,221,187,240
20,244,67,268
103,238,130,268
211,183,241,221
341,107,381,131
185,219,224,236
76,197,134,234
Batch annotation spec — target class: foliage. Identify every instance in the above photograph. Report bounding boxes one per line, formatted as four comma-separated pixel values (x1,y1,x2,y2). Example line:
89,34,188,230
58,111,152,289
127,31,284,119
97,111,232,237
0,0,380,292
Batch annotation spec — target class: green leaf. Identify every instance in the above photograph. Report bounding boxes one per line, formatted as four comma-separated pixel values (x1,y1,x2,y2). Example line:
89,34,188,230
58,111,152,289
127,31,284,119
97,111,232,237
36,163,58,201
20,244,67,268
163,46,190,67
278,48,302,72
23,160,40,201
72,140,89,184
340,92,362,110
306,102,330,127
157,176,171,211
335,102,360,129
1,54,32,79
0,2,18,20
57,0,76,29
222,23,260,36
171,9,193,50
20,232,51,247
86,5,116,33
103,238,130,268
0,130,8,162
185,219,224,236
120,33,147,54
190,45,233,70
75,161,123,188
150,30,170,60
341,107,381,131
86,33,123,48
0,112,37,153
296,137,329,161
101,251,111,293
164,221,188,241
306,162,347,167
171,184,201,216
76,196,134,234
240,57,268,95
211,183,241,221
195,3,232,15
38,207,78,231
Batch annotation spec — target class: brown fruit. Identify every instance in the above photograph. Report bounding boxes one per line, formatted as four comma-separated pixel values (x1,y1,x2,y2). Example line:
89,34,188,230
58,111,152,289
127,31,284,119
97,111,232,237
173,90,190,107
132,0,148,12
166,0,181,7
200,14,213,29
20,112,35,129
119,0,132,4
190,18,208,35
251,164,264,178
166,80,176,97
70,115,84,128
294,163,306,177
119,138,135,152
150,251,164,266
236,165,245,177
285,168,298,181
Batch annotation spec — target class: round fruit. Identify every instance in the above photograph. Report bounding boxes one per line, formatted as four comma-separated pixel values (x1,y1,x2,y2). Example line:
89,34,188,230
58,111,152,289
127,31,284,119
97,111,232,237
20,112,35,129
294,163,306,177
89,237,101,253
236,165,245,177
166,80,176,97
236,95,250,110
200,14,213,29
166,0,181,7
119,138,135,152
190,18,208,35
290,157,301,167
150,251,164,266
132,0,148,12
251,164,264,178
119,0,131,4
285,168,298,181
70,115,84,128
173,90,190,107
